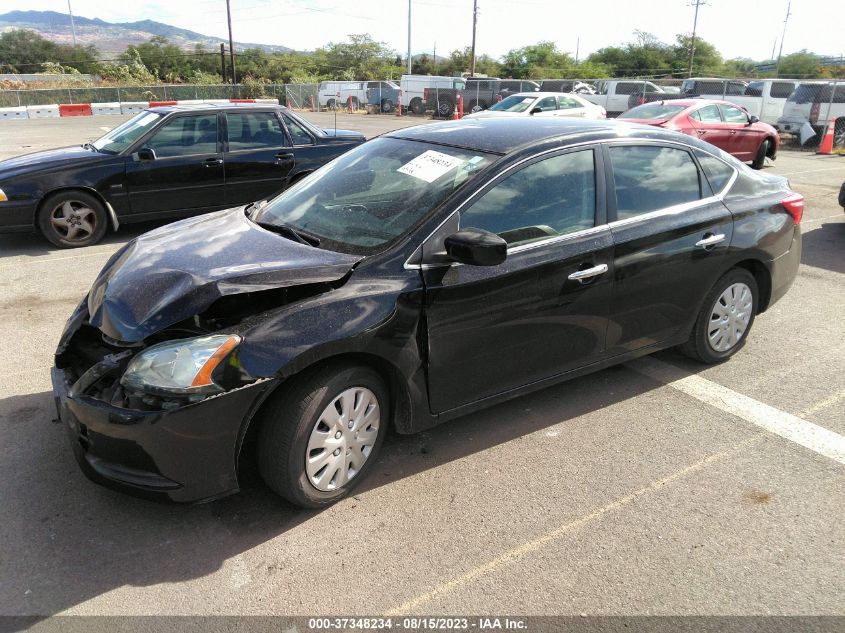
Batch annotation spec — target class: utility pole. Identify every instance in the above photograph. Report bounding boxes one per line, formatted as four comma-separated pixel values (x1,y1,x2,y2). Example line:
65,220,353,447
226,0,237,85
407,0,412,75
433,42,436,73
470,0,478,76
687,0,706,78
220,43,227,83
67,0,77,47
575,36,580,65
775,1,792,76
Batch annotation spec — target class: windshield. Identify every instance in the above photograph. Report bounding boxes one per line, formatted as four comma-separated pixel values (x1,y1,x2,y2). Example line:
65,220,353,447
619,103,687,120
92,111,163,153
255,137,496,255
489,95,536,113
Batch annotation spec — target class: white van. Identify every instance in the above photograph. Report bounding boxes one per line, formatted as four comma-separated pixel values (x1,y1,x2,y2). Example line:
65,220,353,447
317,81,368,109
399,75,465,115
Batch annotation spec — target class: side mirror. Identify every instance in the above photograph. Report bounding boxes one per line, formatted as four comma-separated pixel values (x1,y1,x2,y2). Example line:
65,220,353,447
136,148,156,161
530,107,542,115
444,228,507,267
748,115,759,125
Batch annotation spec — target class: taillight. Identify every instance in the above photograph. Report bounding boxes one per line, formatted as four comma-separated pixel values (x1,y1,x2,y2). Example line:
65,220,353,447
781,193,804,224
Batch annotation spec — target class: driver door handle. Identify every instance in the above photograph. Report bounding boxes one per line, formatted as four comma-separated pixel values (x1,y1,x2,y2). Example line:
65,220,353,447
275,152,295,161
203,157,223,167
696,233,726,248
568,263,608,281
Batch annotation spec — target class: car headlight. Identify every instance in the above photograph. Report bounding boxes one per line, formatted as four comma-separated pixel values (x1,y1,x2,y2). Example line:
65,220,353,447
121,334,241,396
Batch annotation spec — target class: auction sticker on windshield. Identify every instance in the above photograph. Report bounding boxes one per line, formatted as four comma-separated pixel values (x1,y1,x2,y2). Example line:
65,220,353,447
398,150,466,183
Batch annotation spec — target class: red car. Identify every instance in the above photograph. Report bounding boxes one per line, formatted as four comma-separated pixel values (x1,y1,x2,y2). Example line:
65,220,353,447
619,99,780,169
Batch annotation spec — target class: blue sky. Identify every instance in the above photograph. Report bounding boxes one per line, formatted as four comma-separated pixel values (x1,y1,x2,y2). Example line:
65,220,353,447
15,0,845,61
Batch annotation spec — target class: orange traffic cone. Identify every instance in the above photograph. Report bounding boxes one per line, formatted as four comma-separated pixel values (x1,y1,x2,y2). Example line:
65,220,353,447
818,117,837,154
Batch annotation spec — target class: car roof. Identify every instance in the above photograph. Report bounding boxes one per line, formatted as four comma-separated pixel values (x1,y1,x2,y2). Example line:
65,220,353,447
635,99,736,108
147,103,283,114
508,92,586,98
385,117,687,155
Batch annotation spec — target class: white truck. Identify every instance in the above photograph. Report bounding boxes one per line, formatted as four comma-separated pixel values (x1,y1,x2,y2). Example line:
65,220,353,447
681,77,800,126
317,81,368,109
580,80,666,117
399,74,466,115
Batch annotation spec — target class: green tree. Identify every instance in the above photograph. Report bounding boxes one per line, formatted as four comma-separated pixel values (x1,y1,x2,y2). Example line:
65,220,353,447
671,34,723,75
777,50,823,78
0,29,99,74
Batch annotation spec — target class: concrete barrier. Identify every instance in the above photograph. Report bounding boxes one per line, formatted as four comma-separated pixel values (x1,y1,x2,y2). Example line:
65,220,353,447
255,98,280,104
59,103,93,117
120,102,148,115
148,101,177,107
91,102,122,116
26,104,60,118
0,106,28,120
176,99,204,105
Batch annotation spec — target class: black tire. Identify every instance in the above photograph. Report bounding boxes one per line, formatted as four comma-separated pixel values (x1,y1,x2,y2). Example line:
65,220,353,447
381,99,394,113
751,138,770,169
257,363,389,508
37,190,108,248
409,98,425,115
325,98,336,110
349,97,360,110
436,99,455,118
678,268,759,364
834,118,845,149
468,100,484,114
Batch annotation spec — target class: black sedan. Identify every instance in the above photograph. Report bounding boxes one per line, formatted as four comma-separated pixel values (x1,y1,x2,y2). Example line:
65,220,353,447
52,118,803,507
0,104,365,248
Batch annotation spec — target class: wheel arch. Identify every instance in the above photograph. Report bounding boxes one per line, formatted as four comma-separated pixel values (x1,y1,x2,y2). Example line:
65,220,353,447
235,351,416,472
733,258,772,313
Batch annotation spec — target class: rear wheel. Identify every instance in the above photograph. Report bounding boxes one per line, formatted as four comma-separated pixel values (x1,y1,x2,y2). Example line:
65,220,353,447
381,99,394,113
326,98,336,110
751,139,770,169
257,364,388,508
409,98,425,115
38,190,108,248
678,268,758,364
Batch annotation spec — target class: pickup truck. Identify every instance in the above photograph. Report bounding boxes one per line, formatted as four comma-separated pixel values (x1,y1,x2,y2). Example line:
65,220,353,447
581,80,667,117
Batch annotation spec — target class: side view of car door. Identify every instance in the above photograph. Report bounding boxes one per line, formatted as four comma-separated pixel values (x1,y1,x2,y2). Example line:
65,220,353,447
421,147,614,414
124,112,226,218
223,110,295,206
719,103,761,161
687,104,731,151
603,142,734,354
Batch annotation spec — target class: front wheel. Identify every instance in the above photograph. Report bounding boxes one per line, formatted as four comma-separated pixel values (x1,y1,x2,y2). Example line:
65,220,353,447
38,190,108,248
751,139,770,169
381,99,394,113
678,268,758,364
258,364,388,508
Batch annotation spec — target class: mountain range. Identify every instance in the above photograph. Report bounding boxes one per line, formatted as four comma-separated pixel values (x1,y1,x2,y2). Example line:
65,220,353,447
0,10,291,55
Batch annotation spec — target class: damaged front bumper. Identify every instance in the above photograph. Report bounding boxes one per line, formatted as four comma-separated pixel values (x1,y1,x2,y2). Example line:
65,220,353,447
51,359,274,503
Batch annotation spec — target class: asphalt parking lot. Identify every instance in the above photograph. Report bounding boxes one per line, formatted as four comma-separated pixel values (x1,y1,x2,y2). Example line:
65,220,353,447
0,113,843,620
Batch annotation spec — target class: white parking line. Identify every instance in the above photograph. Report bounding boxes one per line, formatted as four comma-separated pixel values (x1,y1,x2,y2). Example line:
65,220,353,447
629,357,845,465
384,436,760,615
802,213,844,225
0,249,117,270
781,165,845,177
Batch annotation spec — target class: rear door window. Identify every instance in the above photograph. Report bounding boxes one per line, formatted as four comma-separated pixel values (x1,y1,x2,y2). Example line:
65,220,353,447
690,105,722,122
770,81,797,99
608,145,702,219
695,150,735,193
226,112,286,151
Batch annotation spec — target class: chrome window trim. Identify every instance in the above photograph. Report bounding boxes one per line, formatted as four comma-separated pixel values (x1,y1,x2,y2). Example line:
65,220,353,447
404,138,739,270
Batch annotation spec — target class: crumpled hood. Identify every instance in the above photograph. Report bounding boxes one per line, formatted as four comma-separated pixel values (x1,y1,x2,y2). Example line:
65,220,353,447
0,146,105,179
87,208,361,343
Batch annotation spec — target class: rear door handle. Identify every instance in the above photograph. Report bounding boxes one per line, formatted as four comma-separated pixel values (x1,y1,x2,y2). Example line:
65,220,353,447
695,233,726,248
203,157,223,167
568,263,608,281
275,152,295,161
